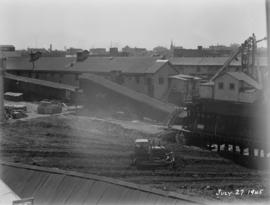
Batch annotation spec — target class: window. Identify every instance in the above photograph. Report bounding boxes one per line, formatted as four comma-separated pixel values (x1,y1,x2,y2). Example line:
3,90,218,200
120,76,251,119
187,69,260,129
218,82,224,89
159,77,164,85
135,76,140,84
229,83,235,90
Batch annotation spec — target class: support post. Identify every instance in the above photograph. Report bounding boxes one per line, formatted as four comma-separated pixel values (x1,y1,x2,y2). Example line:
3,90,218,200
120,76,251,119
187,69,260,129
224,144,229,152
217,144,221,152
0,58,5,123
233,145,236,153
240,146,244,155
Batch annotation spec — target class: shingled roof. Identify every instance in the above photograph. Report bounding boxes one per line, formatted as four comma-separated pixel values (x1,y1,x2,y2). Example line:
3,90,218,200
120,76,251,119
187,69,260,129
6,56,169,74
6,56,75,70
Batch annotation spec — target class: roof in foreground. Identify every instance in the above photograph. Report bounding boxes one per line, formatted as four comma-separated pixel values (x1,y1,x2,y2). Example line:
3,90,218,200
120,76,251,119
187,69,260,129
80,73,177,114
0,161,201,205
0,179,20,204
226,72,263,90
4,73,78,92
5,56,169,74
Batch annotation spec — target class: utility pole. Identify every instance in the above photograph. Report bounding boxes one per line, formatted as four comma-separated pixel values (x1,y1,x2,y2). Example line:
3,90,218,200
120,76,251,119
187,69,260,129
0,57,5,122
265,0,270,153
266,0,270,71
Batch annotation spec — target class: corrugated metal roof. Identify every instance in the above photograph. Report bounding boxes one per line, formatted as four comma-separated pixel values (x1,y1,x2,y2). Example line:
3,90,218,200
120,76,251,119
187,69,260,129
0,162,202,205
4,73,79,92
6,57,76,70
226,72,263,90
169,57,267,67
6,56,168,74
80,73,177,114
74,57,166,74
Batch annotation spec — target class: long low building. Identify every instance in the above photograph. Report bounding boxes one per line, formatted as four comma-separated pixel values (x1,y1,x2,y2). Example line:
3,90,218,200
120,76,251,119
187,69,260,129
5,56,178,100
169,57,267,80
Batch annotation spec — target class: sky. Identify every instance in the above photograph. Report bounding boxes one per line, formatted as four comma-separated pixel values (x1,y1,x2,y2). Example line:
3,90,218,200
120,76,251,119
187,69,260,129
0,0,267,50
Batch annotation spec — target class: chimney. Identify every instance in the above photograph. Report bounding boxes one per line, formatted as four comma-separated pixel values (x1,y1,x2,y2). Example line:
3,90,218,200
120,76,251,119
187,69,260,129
109,47,118,56
197,46,203,50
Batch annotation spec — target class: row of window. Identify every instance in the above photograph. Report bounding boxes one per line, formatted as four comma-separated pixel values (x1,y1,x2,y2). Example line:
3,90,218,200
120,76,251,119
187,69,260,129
218,82,235,90
123,76,164,85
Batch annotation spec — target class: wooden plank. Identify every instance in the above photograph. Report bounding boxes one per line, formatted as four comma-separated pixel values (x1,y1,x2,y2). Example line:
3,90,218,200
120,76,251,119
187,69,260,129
116,189,149,205
95,184,127,205
141,192,160,205
113,188,130,205
49,176,88,205
32,173,65,205
1,166,19,183
82,181,111,205
20,171,50,198
0,179,20,204
0,163,202,204
1,162,201,204
174,199,199,205
64,180,95,205
12,170,35,197
1,167,31,196
155,196,178,205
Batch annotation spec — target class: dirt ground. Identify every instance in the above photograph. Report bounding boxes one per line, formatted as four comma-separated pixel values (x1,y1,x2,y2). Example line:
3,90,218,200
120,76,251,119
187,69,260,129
1,111,270,203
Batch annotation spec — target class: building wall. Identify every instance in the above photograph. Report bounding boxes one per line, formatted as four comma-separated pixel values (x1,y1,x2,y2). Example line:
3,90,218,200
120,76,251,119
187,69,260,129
7,62,176,100
168,78,200,105
91,72,151,96
214,74,239,101
169,79,186,93
79,78,170,121
172,65,239,78
239,90,258,103
122,74,149,95
92,63,177,100
152,63,177,99
4,78,72,102
199,85,213,99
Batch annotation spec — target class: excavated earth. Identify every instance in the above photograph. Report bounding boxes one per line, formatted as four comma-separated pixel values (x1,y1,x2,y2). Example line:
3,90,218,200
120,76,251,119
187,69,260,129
0,114,270,203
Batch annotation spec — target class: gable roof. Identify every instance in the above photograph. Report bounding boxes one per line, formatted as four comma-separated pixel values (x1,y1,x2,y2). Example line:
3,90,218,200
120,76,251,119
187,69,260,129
73,57,167,74
169,57,267,67
226,72,262,90
6,56,168,74
6,56,75,70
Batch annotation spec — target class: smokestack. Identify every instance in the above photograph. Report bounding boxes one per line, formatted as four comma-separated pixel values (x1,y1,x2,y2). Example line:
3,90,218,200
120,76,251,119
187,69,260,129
0,58,5,122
